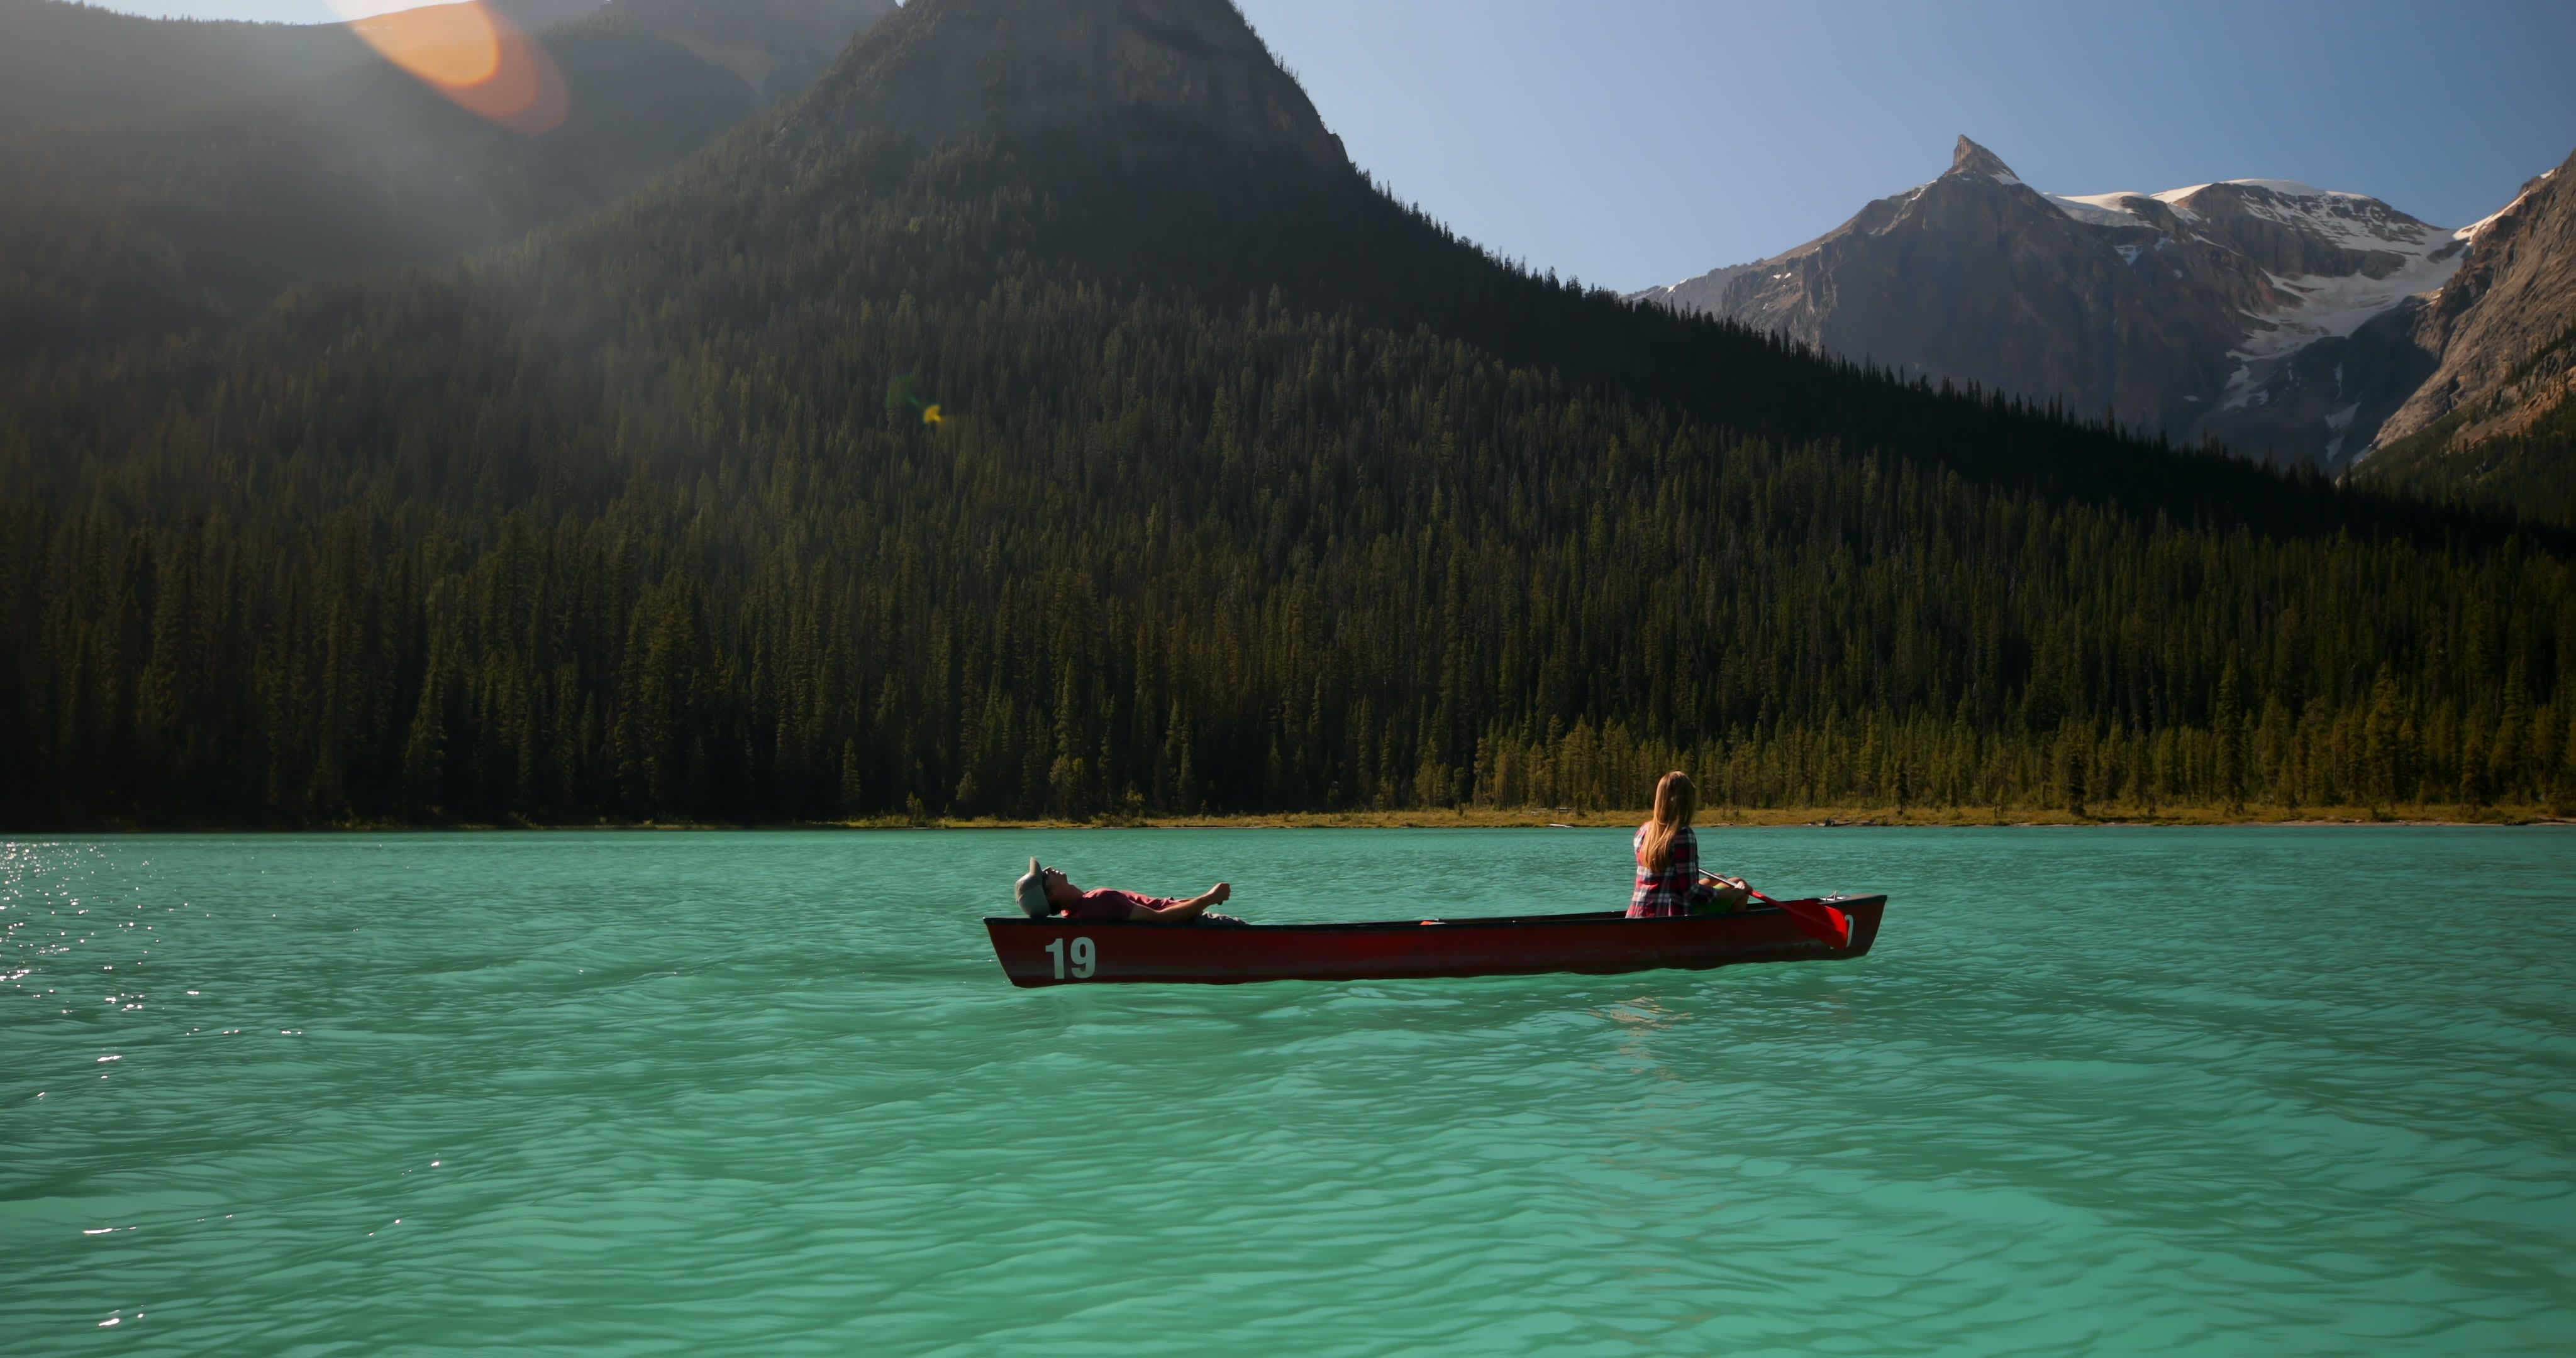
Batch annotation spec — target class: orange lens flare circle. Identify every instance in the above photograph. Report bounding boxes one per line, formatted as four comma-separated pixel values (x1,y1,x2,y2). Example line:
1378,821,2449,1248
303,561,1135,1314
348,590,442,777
340,1,568,135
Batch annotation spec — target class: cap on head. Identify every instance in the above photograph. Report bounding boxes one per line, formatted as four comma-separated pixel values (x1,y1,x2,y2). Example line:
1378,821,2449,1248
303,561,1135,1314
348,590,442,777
1014,857,1050,918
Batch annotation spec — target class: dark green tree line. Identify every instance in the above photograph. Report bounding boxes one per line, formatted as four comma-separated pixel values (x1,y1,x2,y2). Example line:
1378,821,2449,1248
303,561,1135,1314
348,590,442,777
1,133,2565,826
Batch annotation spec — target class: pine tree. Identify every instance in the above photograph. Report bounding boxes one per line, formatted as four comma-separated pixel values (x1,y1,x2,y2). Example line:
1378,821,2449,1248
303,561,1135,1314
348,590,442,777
2214,662,2246,813
2363,665,2402,809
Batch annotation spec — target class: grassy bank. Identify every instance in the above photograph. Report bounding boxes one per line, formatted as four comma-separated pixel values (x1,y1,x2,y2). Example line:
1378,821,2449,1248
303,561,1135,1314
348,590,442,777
810,803,2573,831
22,803,2572,834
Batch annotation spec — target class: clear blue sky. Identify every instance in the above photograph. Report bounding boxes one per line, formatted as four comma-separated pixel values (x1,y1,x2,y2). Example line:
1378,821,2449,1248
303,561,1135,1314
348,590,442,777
107,0,2576,290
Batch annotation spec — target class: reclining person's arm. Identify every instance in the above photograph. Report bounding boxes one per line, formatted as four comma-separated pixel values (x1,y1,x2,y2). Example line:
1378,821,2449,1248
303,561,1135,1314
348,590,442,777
1130,893,1214,922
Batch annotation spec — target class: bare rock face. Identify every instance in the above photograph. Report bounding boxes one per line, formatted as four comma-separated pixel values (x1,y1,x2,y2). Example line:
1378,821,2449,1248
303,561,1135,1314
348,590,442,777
1947,134,2018,182
789,0,1348,172
1635,136,2478,469
2372,150,2576,453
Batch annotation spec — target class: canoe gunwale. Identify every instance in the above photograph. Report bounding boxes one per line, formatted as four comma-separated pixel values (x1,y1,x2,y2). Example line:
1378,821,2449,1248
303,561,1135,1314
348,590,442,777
982,895,1889,986
981,896,1877,934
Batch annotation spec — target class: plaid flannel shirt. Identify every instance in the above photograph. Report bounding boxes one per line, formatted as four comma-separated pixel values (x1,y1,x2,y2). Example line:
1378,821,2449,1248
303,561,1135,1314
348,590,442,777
1628,824,1711,917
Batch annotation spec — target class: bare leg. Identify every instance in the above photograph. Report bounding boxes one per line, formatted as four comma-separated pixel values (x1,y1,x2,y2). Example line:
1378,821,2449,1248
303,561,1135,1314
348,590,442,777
1170,882,1231,918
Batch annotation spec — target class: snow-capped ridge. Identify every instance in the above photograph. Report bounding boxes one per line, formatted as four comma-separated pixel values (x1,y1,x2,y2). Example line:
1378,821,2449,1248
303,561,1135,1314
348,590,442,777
2182,179,2370,201
2048,191,2160,228
2046,179,2428,239
2457,166,2560,243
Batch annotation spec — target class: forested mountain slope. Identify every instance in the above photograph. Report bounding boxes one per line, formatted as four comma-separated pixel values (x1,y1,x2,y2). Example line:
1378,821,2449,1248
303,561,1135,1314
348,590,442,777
0,0,2567,829
0,0,895,363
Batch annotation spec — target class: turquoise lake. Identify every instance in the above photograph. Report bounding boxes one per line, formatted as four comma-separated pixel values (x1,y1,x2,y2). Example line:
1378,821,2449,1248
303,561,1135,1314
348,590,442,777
3,827,2571,1355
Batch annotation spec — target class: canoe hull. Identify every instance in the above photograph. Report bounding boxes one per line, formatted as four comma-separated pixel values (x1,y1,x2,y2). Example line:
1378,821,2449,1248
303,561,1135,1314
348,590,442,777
984,895,1885,988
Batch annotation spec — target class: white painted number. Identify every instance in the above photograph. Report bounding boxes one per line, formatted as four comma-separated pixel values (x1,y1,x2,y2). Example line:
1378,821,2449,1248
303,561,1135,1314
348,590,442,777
1044,936,1099,981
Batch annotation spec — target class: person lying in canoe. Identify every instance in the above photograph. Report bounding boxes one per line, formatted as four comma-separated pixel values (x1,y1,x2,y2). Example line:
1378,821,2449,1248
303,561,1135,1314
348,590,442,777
1013,858,1248,925
1629,771,1753,918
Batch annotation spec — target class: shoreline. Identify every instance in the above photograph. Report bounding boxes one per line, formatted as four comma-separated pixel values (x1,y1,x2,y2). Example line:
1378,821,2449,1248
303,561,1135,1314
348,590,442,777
15,806,2572,834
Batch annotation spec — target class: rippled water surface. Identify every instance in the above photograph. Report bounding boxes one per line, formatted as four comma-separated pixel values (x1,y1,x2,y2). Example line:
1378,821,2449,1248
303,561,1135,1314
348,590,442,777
4,827,2572,1355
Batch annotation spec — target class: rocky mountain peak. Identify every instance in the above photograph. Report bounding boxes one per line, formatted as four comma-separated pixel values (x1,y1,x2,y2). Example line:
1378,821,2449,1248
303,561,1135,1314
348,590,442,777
791,0,1348,171
1630,135,2522,471
1948,135,2020,183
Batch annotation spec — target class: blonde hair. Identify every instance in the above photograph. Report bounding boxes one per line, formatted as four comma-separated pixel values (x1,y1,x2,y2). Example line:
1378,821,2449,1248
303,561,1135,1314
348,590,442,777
1638,771,1696,871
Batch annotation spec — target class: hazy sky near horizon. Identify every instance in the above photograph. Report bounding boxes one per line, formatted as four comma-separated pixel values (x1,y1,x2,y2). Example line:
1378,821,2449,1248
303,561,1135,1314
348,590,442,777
106,0,2576,290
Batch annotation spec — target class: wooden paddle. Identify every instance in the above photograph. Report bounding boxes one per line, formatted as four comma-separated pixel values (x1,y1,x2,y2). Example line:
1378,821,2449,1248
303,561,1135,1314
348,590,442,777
1733,883,1852,950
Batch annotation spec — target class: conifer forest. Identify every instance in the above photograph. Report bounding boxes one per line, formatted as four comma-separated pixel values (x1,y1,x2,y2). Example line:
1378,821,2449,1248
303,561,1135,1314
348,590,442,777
2,134,2569,827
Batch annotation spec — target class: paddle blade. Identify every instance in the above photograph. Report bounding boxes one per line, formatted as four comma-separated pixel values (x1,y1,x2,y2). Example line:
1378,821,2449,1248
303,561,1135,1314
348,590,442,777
1774,898,1852,950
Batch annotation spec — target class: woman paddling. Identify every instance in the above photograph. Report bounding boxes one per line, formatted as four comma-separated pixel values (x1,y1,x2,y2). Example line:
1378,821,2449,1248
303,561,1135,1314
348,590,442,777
1628,771,1753,918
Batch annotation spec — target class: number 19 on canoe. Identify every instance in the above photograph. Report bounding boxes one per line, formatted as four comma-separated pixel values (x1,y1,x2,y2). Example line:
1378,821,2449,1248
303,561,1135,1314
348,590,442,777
1045,936,1097,980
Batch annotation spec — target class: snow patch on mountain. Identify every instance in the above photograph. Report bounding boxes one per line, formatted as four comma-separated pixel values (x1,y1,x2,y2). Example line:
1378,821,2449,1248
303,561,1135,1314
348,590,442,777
2031,176,2472,416
2324,401,2365,461
2220,246,2463,409
2200,181,2447,253
2176,179,2369,201
2048,179,2435,247
2048,191,2154,227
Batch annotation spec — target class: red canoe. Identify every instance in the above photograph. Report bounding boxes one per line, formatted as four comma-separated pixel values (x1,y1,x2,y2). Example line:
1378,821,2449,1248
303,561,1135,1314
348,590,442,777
984,895,1887,988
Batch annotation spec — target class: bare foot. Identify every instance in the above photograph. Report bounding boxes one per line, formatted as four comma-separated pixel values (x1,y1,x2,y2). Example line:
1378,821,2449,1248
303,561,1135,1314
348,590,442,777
1209,882,1231,903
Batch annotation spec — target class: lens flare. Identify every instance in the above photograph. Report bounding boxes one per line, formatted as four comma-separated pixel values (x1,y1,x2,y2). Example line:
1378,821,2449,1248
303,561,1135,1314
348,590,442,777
335,1,569,135
887,375,954,426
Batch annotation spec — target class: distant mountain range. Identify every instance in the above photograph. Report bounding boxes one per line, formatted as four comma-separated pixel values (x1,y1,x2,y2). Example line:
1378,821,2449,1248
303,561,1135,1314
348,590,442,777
1634,136,2576,507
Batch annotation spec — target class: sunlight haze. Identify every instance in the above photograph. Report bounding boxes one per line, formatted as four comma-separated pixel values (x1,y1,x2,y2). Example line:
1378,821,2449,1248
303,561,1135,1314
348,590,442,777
99,0,2576,289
